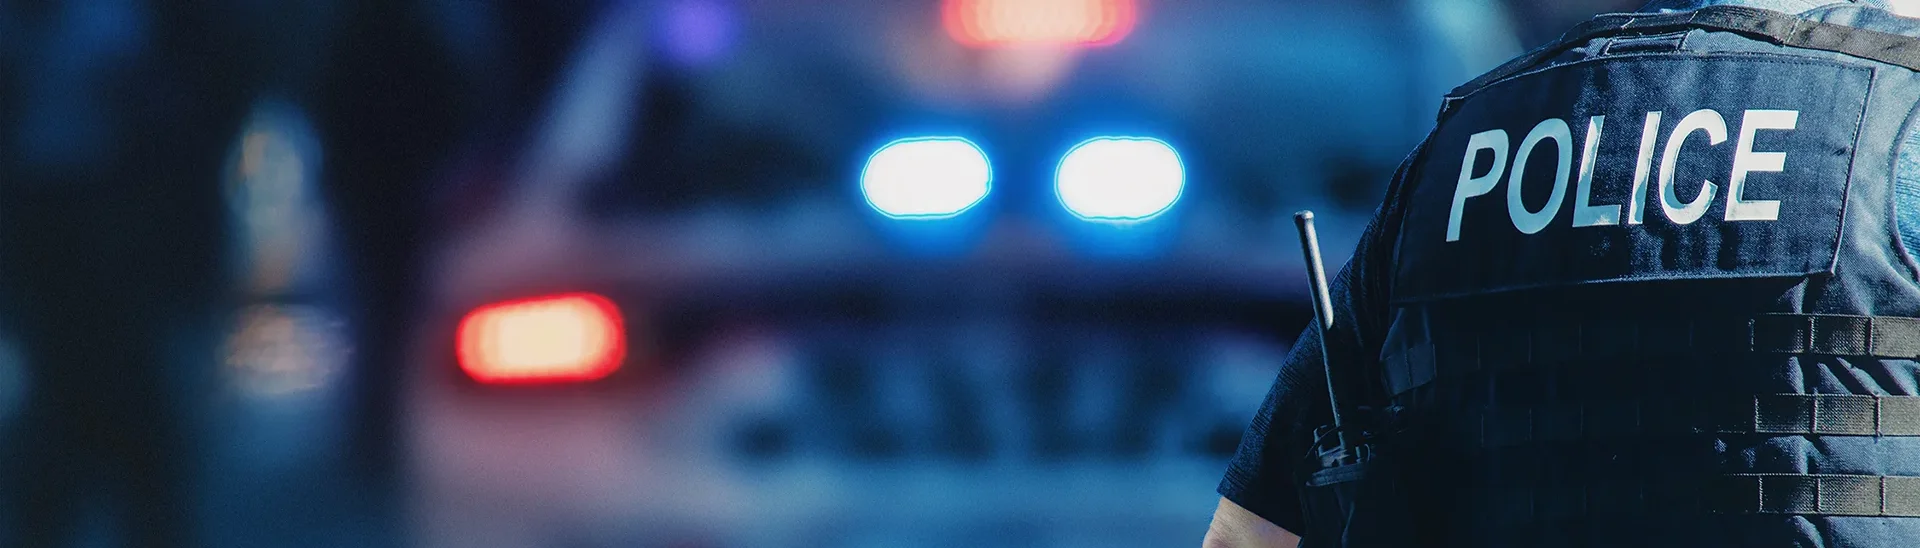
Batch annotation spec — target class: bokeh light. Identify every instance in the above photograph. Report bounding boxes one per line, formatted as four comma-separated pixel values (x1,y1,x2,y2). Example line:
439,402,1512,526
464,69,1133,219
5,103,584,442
861,137,993,219
945,0,1138,47
226,103,325,297
223,304,350,398
659,0,737,67
1055,136,1184,222
457,293,627,385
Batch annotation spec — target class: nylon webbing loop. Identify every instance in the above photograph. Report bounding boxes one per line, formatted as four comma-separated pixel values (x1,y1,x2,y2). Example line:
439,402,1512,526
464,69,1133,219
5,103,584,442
1754,314,1920,357
1458,395,1920,447
1451,5,1920,100
1712,474,1920,516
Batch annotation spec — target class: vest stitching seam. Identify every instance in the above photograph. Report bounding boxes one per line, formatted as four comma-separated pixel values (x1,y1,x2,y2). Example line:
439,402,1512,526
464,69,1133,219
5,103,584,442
1811,395,1821,437
1876,396,1886,436
1804,315,1818,353
1882,476,1891,516
1814,475,1822,514
1747,317,1757,353
1866,316,1879,357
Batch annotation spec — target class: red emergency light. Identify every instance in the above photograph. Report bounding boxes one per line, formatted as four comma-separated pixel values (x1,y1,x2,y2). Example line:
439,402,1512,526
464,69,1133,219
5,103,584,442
944,0,1138,47
457,293,626,385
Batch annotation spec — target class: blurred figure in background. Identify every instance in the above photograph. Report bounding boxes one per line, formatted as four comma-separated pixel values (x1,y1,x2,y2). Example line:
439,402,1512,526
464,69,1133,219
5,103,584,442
0,0,464,545
0,2,246,546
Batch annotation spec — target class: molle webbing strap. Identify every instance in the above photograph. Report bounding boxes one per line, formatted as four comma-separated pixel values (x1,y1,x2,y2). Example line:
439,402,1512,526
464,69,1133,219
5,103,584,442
1392,313,1920,399
1390,313,1920,398
1750,314,1920,356
1426,313,1920,374
1454,394,1920,448
1475,474,1920,521
1712,474,1920,517
1449,5,1920,101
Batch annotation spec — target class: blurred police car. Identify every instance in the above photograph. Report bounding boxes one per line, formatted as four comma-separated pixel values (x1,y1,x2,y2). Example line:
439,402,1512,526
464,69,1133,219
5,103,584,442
405,1,1517,546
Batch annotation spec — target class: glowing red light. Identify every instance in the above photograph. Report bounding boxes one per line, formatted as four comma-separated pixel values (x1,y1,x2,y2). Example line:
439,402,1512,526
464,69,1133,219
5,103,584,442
456,293,626,385
944,0,1137,47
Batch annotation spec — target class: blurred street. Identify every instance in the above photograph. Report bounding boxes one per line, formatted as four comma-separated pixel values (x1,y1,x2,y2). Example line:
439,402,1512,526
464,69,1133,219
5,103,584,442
0,0,1644,546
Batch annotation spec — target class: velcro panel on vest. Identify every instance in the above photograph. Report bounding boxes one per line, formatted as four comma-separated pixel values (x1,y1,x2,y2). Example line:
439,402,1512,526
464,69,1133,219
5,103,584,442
1395,55,1868,303
1454,395,1920,448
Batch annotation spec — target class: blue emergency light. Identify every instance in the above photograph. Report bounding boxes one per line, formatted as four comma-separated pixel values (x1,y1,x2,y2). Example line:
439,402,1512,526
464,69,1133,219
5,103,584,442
861,137,993,219
1056,136,1184,222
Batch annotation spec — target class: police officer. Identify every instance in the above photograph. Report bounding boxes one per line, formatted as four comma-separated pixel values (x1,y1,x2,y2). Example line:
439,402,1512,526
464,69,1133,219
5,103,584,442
1205,1,1920,546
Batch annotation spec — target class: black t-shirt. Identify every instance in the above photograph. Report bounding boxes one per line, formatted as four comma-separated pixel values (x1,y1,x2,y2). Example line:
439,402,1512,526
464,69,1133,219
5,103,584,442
1215,143,1421,533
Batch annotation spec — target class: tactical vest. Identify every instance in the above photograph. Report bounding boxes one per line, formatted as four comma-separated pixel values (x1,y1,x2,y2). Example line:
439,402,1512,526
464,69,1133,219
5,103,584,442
1378,5,1920,547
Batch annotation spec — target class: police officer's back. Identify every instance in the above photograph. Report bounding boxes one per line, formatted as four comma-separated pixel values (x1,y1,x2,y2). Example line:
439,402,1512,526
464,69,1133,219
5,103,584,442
1206,1,1920,546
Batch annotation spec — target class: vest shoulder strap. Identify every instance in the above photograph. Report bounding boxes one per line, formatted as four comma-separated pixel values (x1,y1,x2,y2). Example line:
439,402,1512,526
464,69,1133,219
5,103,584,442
1451,5,1920,100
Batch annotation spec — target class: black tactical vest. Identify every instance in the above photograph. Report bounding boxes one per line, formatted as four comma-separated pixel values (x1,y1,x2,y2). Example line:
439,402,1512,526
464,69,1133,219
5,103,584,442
1376,5,1920,546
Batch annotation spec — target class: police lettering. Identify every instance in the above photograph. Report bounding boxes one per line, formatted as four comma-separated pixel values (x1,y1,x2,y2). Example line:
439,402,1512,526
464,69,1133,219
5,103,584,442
1445,108,1799,242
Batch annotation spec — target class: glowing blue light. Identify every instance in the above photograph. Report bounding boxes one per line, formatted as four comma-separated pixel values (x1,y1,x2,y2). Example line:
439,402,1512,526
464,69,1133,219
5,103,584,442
861,137,992,219
1056,137,1184,222
660,0,737,67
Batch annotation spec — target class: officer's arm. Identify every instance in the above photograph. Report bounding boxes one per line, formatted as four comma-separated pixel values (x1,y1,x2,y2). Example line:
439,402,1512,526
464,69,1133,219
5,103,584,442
1202,497,1301,548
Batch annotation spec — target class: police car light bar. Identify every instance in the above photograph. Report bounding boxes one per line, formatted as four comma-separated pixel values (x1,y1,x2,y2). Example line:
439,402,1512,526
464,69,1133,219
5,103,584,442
861,137,993,219
457,293,626,385
1056,136,1185,222
944,0,1138,47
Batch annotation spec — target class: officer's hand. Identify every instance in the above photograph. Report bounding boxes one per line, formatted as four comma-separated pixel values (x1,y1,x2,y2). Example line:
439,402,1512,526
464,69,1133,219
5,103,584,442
1202,497,1301,548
